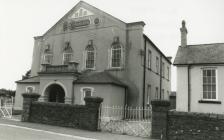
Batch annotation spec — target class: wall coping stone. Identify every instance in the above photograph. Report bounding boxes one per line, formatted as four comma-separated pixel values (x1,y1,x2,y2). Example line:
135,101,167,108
22,93,40,98
84,96,103,103
151,100,170,106
168,110,224,120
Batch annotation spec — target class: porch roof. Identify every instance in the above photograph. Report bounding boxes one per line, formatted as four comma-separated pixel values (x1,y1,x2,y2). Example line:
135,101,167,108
74,71,127,88
15,76,40,84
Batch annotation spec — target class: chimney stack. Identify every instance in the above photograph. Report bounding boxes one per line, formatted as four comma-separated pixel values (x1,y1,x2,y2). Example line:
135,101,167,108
180,20,188,47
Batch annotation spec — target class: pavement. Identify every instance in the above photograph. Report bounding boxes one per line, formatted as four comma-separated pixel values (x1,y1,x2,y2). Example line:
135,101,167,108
0,116,157,140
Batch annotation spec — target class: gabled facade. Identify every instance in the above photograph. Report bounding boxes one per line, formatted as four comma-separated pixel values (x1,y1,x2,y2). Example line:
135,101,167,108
174,21,224,114
15,1,171,110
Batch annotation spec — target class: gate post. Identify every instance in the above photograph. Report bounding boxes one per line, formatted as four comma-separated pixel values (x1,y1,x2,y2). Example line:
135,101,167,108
151,100,170,140
82,97,103,131
21,93,40,122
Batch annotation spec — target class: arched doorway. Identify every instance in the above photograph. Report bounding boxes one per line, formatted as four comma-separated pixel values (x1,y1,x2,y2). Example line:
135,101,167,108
44,84,65,103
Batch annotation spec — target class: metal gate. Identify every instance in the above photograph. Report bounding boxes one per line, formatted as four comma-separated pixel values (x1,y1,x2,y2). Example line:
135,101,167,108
0,97,13,118
98,105,151,137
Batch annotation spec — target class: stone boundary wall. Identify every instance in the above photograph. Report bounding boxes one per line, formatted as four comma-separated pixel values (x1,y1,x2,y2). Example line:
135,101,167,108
21,93,103,131
151,100,224,140
167,111,224,140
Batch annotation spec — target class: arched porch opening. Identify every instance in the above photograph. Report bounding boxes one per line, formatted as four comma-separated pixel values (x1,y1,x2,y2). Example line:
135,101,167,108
44,84,65,103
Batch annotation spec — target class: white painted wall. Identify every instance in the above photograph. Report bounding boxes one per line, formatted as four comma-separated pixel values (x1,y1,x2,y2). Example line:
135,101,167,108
177,65,224,114
176,66,188,112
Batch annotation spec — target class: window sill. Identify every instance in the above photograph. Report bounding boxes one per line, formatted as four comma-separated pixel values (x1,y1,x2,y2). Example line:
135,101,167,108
106,67,124,71
198,100,221,104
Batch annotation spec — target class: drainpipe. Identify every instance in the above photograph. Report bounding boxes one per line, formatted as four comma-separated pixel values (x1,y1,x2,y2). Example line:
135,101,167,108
142,38,146,117
188,65,191,112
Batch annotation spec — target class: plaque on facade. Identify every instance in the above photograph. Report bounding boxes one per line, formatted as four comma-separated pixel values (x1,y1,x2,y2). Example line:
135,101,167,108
69,19,90,30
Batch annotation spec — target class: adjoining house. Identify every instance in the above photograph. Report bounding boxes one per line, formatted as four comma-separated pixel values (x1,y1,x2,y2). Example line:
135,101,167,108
15,1,171,110
174,20,224,114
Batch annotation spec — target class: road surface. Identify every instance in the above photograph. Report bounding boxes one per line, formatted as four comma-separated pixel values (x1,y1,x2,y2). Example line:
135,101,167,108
0,123,96,140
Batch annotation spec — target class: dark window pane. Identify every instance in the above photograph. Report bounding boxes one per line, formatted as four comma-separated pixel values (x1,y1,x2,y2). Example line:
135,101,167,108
212,70,215,76
203,70,206,76
203,91,207,99
207,70,211,76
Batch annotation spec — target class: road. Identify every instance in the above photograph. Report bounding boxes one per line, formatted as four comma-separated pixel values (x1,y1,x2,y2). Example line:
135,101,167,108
0,123,96,140
0,119,151,140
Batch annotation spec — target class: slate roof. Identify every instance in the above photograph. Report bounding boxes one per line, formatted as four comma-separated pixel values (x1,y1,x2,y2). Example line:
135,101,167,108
174,43,224,65
74,71,127,87
16,76,40,84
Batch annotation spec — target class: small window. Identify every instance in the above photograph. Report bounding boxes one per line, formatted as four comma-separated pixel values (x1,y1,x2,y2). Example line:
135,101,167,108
155,87,159,99
63,53,73,65
162,62,165,77
146,85,151,105
167,66,170,80
26,86,35,93
81,87,94,104
202,69,217,100
156,57,159,74
148,50,151,69
161,89,164,100
44,54,53,64
63,42,73,65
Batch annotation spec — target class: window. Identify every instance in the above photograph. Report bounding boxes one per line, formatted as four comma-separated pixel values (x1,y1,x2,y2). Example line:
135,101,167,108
146,85,151,105
162,62,165,77
161,89,164,100
202,69,217,100
156,57,159,74
167,66,170,80
81,87,94,104
26,86,34,93
155,87,159,99
63,42,73,65
110,37,123,68
63,53,73,65
44,54,53,64
43,44,53,64
148,50,151,69
85,40,95,69
111,45,122,68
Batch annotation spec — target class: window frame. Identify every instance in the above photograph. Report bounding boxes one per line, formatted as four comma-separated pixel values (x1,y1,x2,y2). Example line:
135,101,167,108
63,52,73,65
110,44,123,69
201,68,218,101
155,87,159,99
148,49,152,69
162,62,165,77
26,86,35,93
43,54,53,64
167,66,170,80
80,87,94,104
146,84,151,105
84,45,96,70
156,57,159,74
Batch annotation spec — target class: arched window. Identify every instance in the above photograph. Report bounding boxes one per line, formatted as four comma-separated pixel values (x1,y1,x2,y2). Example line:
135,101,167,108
43,44,53,64
26,86,35,93
110,37,123,68
81,87,94,104
63,42,73,65
85,40,95,69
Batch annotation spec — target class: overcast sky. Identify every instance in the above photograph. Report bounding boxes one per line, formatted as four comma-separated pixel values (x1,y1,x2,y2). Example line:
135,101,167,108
0,0,224,91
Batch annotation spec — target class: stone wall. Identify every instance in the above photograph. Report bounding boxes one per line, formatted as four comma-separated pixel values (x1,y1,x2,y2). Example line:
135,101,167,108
151,100,224,140
21,93,103,131
167,111,224,140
